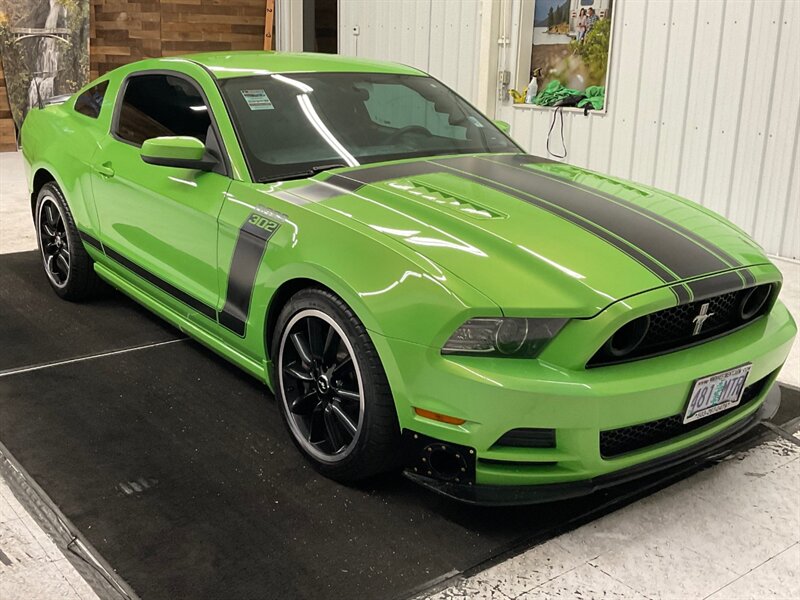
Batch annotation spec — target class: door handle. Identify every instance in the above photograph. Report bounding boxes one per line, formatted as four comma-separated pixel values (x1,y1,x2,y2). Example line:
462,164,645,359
93,162,115,178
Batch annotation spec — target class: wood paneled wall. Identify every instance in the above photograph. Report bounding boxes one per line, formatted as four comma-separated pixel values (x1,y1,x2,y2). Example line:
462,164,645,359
91,0,266,77
0,0,266,151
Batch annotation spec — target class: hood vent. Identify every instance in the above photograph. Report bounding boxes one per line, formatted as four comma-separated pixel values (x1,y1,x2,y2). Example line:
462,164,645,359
385,179,505,220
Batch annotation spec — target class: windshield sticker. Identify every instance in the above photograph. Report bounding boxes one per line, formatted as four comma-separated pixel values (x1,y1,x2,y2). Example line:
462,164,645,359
467,116,484,128
241,89,274,111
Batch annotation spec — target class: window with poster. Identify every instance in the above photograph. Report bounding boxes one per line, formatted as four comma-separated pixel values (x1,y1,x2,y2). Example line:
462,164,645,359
512,0,615,113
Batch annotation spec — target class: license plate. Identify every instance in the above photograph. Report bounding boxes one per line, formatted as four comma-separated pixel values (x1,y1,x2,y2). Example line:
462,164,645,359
684,364,752,424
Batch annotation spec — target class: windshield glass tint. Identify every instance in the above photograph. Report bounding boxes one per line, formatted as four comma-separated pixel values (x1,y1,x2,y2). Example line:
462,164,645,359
219,73,518,182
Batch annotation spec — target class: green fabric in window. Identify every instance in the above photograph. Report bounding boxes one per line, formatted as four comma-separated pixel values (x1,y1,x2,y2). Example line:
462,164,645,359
532,81,581,107
578,86,605,110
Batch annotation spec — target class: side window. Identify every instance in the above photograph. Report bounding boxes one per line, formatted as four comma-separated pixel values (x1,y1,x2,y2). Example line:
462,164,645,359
74,80,109,119
360,82,466,140
115,74,212,147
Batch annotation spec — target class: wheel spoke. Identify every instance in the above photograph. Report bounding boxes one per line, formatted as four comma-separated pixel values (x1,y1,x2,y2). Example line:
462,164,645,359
336,388,360,402
323,405,345,452
45,254,55,275
290,331,313,364
331,355,352,375
56,252,69,276
44,204,56,227
308,404,326,443
280,310,364,462
42,223,56,238
322,324,339,365
284,363,314,382
290,390,318,415
329,402,357,437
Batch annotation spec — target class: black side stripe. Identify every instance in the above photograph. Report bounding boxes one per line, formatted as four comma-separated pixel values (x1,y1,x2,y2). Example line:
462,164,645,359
78,230,103,252
103,243,218,320
484,154,745,274
218,212,281,337
82,221,281,336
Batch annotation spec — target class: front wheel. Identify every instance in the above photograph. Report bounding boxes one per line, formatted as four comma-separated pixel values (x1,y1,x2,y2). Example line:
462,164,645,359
272,288,401,482
35,182,100,301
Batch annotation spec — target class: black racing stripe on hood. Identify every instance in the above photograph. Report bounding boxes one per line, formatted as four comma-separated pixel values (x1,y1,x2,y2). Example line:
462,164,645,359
424,159,681,285
485,154,745,274
327,160,444,188
684,270,749,302
329,156,686,301
443,156,733,281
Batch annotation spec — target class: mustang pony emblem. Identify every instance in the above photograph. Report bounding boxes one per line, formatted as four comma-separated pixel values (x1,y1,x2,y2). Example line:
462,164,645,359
692,302,716,335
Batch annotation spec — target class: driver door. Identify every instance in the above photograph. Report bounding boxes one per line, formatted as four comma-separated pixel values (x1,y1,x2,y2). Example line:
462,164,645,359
91,71,230,324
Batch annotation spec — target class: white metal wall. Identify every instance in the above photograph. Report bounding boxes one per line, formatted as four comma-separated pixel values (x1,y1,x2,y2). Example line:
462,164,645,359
499,0,799,259
338,0,483,102
337,0,799,259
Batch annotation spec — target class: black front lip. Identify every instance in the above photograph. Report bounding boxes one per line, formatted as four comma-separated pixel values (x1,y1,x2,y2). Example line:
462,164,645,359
404,383,781,506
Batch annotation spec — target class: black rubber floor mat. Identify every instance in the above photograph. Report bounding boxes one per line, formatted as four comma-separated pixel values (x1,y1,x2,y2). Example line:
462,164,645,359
0,251,180,373
1,252,797,600
1,337,796,600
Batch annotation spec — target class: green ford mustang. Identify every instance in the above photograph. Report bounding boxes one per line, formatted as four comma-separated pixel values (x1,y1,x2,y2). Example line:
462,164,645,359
20,52,796,504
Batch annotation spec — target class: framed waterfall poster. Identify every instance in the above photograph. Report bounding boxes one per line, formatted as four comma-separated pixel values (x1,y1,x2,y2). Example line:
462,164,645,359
0,0,90,130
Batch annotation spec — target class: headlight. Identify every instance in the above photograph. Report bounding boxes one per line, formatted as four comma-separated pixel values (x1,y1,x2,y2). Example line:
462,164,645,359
441,318,568,358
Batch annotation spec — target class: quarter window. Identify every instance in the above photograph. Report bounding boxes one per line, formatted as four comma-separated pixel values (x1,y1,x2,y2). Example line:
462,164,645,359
115,74,212,146
74,80,109,119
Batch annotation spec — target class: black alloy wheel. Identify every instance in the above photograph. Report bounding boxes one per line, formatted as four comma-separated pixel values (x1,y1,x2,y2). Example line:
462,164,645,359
37,195,71,288
279,308,365,462
272,288,401,482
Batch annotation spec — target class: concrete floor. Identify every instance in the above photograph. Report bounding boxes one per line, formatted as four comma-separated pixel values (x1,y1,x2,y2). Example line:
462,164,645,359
1,150,798,599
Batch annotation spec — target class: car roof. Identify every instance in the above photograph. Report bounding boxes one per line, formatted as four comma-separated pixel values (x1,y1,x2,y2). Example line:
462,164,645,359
177,51,426,79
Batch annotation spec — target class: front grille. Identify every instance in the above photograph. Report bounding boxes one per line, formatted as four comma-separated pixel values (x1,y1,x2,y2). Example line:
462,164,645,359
492,428,556,449
589,284,774,367
600,374,770,458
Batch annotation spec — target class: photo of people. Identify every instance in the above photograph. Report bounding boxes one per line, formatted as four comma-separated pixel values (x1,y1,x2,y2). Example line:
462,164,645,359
524,0,613,110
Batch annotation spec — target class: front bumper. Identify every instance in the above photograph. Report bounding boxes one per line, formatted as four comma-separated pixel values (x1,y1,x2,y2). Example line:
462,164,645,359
371,284,796,501
403,383,780,505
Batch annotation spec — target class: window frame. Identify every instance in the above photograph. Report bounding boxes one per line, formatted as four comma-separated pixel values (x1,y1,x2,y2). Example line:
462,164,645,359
73,79,110,120
110,69,232,178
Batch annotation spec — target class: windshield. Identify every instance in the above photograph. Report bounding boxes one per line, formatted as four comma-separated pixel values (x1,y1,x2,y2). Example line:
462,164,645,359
219,72,519,182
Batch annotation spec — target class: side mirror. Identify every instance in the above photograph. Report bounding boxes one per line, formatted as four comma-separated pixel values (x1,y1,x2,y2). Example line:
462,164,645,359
140,136,218,171
493,120,511,135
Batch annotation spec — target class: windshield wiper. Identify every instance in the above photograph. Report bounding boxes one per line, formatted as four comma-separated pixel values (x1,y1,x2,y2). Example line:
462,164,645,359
257,162,350,184
310,162,349,173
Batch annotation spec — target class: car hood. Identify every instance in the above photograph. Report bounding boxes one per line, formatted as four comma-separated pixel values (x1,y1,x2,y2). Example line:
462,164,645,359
305,154,768,315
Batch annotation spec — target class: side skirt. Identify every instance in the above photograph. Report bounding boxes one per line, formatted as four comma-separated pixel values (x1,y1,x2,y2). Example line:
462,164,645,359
93,262,269,385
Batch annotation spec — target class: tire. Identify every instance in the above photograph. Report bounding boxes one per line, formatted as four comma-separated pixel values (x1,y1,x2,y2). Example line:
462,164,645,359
271,288,401,482
35,181,101,301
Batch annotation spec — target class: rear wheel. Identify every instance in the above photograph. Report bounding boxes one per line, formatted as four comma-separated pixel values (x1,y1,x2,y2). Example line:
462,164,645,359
35,182,100,301
272,288,400,482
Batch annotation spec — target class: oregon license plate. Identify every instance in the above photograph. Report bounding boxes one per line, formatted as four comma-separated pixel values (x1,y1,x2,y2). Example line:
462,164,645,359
684,364,752,424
